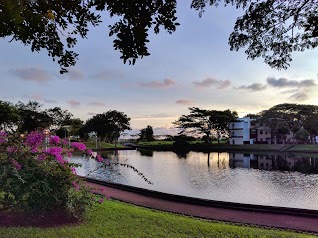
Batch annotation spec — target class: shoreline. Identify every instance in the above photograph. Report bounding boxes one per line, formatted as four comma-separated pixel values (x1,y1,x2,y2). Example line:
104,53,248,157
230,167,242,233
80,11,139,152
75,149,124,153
130,144,318,154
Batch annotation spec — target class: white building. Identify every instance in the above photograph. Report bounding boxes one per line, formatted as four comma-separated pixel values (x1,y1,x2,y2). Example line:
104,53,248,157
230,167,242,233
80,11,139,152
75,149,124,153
228,117,255,145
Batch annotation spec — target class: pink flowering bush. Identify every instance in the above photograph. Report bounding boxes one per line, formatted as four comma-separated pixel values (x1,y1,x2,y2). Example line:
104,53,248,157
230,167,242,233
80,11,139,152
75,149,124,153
0,131,107,219
49,135,60,145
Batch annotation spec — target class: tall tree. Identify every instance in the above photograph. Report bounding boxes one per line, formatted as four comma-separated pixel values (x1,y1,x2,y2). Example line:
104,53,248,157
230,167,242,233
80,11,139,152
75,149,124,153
139,125,155,142
2,1,317,72
84,110,131,145
304,114,318,144
15,101,52,133
258,103,318,143
0,100,20,132
46,107,73,130
173,107,237,143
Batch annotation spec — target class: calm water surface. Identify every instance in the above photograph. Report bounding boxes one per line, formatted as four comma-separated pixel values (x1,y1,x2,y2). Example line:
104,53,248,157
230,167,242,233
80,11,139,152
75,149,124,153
70,150,318,210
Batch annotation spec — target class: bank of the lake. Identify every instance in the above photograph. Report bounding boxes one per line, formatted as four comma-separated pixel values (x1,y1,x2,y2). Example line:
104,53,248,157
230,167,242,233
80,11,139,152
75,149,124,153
136,142,318,153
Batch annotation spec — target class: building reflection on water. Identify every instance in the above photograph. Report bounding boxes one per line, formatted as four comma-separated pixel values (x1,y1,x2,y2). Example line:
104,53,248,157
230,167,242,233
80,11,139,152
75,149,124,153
229,153,318,173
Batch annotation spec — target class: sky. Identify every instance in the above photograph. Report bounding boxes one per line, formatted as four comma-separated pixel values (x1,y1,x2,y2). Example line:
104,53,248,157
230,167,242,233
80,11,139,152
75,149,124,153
1,1,318,136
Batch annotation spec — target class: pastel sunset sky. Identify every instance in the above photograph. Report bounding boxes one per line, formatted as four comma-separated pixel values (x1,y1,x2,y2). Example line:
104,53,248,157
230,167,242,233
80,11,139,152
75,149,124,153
1,1,317,135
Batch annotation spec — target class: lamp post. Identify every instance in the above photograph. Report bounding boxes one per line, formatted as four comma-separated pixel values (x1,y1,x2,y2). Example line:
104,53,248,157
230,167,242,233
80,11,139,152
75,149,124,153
43,129,50,152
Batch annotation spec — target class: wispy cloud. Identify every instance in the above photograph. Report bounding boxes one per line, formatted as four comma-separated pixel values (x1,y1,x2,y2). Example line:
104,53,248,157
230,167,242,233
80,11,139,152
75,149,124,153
88,101,106,107
289,91,308,101
10,67,51,82
132,113,176,120
67,99,80,107
67,68,83,80
176,99,193,105
267,77,316,88
193,78,230,89
23,94,57,104
44,99,58,104
138,78,175,89
92,70,123,80
238,83,267,91
88,112,96,116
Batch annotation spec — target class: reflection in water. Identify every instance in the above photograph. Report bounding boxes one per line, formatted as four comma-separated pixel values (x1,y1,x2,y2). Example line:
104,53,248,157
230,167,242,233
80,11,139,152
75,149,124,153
70,150,318,210
229,153,318,173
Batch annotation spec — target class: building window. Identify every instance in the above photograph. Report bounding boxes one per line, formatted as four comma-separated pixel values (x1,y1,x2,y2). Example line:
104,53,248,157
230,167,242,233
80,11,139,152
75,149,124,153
260,130,263,134
260,138,263,141
232,124,235,129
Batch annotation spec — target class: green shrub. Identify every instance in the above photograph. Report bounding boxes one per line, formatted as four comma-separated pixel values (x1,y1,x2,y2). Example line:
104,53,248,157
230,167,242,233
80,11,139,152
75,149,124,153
0,131,100,219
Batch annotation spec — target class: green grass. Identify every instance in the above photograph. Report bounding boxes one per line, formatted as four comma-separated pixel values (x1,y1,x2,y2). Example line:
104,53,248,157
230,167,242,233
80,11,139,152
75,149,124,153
1,200,314,238
138,141,174,146
286,145,318,151
83,141,127,149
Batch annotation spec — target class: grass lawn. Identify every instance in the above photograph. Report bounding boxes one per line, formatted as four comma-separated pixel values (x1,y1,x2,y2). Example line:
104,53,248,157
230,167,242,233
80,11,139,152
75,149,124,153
138,141,174,146
83,141,127,149
1,200,313,238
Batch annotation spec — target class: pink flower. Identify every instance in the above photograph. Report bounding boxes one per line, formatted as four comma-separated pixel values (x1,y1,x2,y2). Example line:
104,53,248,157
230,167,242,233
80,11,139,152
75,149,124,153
99,198,104,203
71,142,86,151
31,147,38,153
47,147,63,154
38,154,47,161
0,131,7,144
49,136,60,145
100,188,105,192
6,146,18,153
24,131,44,149
71,167,77,174
61,139,69,145
67,152,72,158
96,155,103,163
12,160,21,171
72,181,80,191
47,147,64,164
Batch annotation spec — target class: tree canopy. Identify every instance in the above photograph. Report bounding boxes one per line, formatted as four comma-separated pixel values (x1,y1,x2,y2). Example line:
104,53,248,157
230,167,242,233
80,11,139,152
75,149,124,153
173,107,238,143
191,0,318,69
1,1,317,73
0,0,178,73
84,110,131,144
138,125,155,142
258,103,318,143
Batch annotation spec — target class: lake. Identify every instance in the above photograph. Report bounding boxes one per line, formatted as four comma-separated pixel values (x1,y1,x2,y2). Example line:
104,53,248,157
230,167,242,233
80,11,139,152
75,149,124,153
70,150,318,210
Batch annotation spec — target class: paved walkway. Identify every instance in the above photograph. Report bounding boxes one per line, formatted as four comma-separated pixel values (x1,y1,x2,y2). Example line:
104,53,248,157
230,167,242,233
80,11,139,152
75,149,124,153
86,181,318,234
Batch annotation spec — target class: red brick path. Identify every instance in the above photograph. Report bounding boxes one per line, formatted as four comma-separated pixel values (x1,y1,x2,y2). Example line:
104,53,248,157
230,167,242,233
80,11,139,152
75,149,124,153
86,182,318,234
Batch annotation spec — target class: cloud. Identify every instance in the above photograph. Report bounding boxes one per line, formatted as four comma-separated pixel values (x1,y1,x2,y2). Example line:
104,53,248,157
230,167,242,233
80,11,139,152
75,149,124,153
67,68,83,80
88,112,96,116
122,126,180,138
266,77,316,88
23,94,57,104
44,99,58,104
10,67,51,82
92,70,123,80
88,101,106,107
67,99,80,107
29,94,43,101
176,99,193,105
193,78,231,89
132,113,176,120
289,92,308,101
138,78,175,89
238,83,267,91
152,126,180,136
